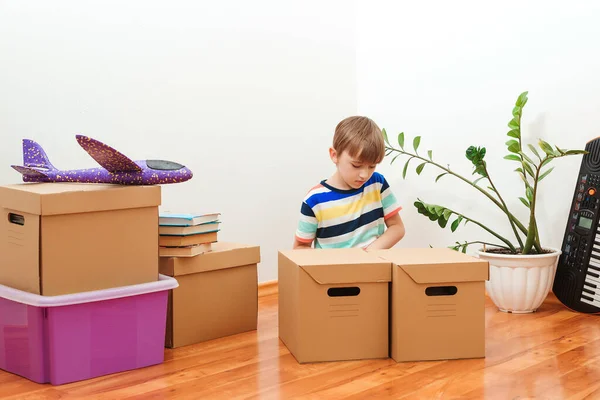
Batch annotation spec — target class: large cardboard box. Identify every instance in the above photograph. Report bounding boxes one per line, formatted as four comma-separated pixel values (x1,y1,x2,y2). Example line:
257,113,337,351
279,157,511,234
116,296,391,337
0,183,161,296
159,242,261,348
278,249,392,363
369,248,489,362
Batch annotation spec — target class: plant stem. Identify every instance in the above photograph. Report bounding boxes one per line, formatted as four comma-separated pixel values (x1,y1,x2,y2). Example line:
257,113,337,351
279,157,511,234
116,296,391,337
441,206,517,252
523,158,548,253
483,165,525,250
457,241,512,250
387,146,530,236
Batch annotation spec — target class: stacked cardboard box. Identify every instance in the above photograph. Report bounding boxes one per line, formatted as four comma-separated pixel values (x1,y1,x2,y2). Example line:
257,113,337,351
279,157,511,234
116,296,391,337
160,242,261,348
0,183,161,295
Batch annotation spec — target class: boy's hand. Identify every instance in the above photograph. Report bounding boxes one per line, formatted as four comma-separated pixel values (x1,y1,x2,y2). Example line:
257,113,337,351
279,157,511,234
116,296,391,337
366,214,405,250
293,238,314,249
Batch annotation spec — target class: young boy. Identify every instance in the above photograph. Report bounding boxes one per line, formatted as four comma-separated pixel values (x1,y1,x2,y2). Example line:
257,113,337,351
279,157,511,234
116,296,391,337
293,116,405,250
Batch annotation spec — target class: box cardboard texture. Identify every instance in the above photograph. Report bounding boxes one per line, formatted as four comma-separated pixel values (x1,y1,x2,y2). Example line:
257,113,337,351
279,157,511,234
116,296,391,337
278,249,392,363
0,183,161,296
369,248,489,363
159,242,261,348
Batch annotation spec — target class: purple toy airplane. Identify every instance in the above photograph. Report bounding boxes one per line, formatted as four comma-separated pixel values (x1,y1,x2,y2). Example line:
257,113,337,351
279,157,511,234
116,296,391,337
11,135,193,185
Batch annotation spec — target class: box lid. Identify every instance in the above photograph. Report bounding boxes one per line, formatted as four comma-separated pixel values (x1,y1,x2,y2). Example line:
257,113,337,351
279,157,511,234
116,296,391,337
160,242,261,276
0,183,161,215
368,248,489,283
279,249,391,285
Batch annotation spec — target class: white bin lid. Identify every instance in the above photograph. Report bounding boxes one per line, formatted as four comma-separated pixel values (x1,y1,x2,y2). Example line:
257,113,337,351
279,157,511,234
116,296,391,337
0,274,179,307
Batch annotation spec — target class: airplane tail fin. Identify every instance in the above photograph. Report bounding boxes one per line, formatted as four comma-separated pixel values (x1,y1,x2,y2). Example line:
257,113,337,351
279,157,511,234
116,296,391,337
11,165,51,182
22,139,56,170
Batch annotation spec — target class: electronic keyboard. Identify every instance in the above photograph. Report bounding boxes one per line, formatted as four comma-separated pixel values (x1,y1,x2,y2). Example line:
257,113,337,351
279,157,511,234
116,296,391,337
554,137,600,313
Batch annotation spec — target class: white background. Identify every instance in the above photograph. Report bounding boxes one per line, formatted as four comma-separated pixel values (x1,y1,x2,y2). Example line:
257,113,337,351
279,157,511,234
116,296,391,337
2,1,600,281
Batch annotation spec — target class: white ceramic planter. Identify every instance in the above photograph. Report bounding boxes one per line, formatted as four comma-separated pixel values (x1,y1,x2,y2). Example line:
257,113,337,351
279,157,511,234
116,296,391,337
477,248,561,313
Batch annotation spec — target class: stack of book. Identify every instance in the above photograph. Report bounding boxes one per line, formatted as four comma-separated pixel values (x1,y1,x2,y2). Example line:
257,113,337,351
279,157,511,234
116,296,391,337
158,212,221,257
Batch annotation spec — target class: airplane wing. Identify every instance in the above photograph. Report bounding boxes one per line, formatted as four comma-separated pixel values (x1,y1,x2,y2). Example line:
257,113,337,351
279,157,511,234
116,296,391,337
75,135,142,173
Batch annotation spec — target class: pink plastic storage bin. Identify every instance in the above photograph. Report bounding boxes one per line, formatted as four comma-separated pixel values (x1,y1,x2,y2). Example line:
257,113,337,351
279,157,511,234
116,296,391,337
0,274,178,385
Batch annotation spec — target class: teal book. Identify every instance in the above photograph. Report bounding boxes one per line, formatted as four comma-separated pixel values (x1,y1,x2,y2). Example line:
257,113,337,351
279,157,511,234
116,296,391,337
159,212,220,227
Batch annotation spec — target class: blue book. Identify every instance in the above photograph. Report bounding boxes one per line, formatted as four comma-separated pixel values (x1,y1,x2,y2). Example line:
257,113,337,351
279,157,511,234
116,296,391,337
159,212,220,227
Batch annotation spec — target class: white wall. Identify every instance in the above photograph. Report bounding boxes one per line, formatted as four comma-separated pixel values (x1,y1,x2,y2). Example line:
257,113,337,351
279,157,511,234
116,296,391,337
0,0,357,282
357,1,600,254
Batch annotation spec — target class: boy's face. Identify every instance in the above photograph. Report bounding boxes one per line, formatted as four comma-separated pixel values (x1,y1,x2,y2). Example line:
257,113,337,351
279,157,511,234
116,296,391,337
330,148,377,189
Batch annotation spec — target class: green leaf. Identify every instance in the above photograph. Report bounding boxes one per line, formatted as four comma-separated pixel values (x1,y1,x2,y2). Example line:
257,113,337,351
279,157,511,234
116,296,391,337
512,106,522,116
402,157,413,179
451,216,464,232
504,154,521,161
508,143,521,153
398,132,405,149
523,161,536,178
519,197,530,208
506,139,519,147
413,136,421,153
538,166,555,182
507,129,520,138
516,91,529,107
508,117,520,129
541,157,554,167
435,173,447,182
390,153,401,165
416,162,426,175
526,186,534,202
539,140,555,156
428,150,433,161
443,209,452,220
528,144,542,161
519,151,536,165
433,206,444,216
565,150,588,155
488,186,496,192
382,128,389,145
438,217,448,228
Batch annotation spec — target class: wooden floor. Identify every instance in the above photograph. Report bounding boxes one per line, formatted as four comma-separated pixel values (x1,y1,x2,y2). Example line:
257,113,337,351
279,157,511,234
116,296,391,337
2,292,600,399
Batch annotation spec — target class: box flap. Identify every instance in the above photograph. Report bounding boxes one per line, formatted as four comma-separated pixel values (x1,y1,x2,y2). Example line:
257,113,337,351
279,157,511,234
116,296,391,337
0,183,161,215
368,248,489,284
279,249,391,285
160,242,261,276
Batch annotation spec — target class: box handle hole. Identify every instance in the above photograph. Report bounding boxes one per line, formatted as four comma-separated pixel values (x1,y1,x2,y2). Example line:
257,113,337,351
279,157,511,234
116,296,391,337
425,286,457,296
327,287,360,297
8,213,24,226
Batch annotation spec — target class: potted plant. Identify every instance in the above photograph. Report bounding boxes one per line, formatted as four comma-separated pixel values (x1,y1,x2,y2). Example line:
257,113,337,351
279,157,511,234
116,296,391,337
382,91,587,313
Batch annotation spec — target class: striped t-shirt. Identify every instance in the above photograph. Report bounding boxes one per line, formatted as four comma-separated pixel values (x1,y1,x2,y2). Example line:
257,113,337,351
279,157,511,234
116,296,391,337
295,172,402,249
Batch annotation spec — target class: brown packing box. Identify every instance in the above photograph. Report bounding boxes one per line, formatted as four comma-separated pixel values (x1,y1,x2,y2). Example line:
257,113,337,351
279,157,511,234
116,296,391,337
0,182,161,296
368,248,489,363
159,242,261,348
278,249,392,363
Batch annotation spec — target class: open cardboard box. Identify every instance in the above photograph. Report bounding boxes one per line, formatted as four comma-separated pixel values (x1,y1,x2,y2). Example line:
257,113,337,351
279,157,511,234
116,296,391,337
278,248,392,363
0,183,161,296
159,242,261,348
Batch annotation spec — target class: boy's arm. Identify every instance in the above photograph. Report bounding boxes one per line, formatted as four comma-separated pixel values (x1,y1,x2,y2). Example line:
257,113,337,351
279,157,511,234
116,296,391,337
293,201,317,249
366,213,405,250
366,175,405,250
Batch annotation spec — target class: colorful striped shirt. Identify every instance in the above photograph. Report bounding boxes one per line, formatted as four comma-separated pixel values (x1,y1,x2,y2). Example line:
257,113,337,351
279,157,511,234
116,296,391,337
295,172,402,248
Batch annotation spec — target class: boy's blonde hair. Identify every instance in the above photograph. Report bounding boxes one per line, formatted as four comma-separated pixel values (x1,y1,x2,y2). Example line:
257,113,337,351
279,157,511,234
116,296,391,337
332,116,385,164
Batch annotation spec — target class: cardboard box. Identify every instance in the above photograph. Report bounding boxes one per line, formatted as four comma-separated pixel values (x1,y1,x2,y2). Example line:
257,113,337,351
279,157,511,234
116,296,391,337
369,248,489,362
159,242,261,348
0,183,161,296
278,249,392,363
